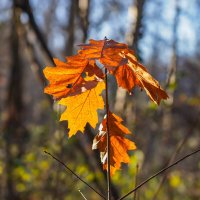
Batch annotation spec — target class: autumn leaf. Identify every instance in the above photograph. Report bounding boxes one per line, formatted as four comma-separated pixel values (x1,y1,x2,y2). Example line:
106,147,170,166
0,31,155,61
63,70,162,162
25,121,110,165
43,55,104,100
59,81,105,137
78,38,129,67
112,51,168,104
92,111,136,175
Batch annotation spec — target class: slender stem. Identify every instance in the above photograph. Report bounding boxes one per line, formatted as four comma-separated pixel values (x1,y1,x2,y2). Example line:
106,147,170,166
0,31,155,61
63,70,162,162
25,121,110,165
44,151,106,200
105,68,111,200
78,190,88,200
134,164,139,200
118,147,200,200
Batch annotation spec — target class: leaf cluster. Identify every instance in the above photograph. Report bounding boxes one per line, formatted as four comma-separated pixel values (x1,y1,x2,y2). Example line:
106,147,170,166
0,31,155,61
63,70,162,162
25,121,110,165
43,38,168,175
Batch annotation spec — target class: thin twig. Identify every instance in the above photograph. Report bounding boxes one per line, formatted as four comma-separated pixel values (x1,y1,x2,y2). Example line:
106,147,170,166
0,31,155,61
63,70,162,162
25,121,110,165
118,147,200,200
44,151,106,200
105,68,111,200
78,189,88,200
133,164,139,200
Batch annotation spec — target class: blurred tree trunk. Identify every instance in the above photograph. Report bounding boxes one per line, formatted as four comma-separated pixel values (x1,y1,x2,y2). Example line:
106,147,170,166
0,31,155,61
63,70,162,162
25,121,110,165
3,1,28,199
114,0,146,120
131,0,145,59
78,0,90,42
15,0,54,63
65,0,78,56
65,0,90,56
162,0,180,143
165,1,179,90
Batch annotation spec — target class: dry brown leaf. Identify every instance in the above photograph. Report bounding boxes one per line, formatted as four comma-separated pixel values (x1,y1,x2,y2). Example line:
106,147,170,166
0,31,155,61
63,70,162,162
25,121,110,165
78,39,128,67
43,55,103,100
113,51,168,104
93,111,136,175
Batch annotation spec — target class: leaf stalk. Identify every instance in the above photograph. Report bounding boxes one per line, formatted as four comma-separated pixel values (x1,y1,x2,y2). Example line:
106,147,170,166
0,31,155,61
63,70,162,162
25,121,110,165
105,68,111,200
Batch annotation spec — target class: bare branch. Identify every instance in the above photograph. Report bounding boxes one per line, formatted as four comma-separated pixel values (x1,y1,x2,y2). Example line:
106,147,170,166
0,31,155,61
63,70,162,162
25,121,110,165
44,151,106,200
118,147,200,200
134,164,139,200
16,0,54,63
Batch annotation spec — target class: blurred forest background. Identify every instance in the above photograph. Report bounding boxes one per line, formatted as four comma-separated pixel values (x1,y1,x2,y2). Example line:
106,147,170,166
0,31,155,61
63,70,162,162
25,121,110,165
0,0,200,199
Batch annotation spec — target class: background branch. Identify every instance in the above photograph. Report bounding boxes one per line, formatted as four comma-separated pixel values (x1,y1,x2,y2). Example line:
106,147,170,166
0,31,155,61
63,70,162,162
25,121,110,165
16,0,54,63
44,151,106,200
118,147,200,200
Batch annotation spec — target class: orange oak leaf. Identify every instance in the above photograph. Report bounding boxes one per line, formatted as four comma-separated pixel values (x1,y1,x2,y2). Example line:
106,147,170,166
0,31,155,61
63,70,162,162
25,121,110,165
43,55,104,100
78,39,129,67
112,51,168,104
92,111,136,175
58,81,105,137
